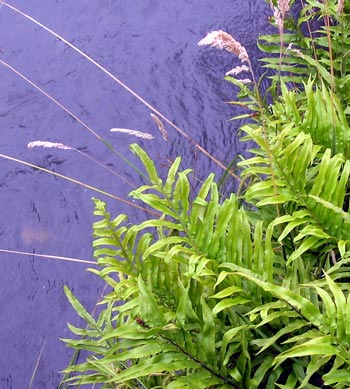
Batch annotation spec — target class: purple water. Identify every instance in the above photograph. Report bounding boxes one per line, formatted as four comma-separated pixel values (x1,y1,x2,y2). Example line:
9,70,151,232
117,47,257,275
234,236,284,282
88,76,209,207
0,1,272,387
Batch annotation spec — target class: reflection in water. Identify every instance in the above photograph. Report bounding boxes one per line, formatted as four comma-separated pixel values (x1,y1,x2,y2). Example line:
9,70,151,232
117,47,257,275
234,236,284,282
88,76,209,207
21,226,54,246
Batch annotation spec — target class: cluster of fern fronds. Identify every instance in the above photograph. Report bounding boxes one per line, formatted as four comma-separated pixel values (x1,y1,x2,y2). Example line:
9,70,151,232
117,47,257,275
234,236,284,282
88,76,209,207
61,1,350,388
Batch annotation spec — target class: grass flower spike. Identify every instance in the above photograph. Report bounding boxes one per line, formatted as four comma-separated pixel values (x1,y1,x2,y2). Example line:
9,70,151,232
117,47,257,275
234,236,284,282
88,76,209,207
272,0,290,33
27,140,137,188
150,113,169,142
198,30,249,63
27,141,72,150
277,0,290,18
110,128,155,140
337,0,344,15
225,64,251,80
199,30,257,90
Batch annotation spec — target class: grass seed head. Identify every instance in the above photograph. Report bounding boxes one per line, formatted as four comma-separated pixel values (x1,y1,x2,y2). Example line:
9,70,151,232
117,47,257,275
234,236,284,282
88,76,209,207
198,30,249,63
337,0,344,15
27,141,72,150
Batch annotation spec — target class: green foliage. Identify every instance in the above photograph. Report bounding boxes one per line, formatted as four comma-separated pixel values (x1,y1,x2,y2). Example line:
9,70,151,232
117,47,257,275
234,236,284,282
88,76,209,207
254,0,350,171
239,98,350,266
61,144,278,388
61,1,350,388
61,141,350,388
260,0,350,93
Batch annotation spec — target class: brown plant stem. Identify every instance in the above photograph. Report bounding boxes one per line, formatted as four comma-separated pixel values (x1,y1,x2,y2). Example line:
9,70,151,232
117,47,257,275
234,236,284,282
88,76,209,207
0,153,160,217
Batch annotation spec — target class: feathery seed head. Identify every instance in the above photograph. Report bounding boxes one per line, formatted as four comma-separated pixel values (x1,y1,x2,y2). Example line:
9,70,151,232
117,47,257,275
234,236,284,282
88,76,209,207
287,43,304,59
150,113,168,142
277,0,290,18
236,78,252,84
198,30,249,63
337,0,344,15
225,65,250,77
274,7,283,33
110,128,154,140
271,0,290,33
28,141,72,150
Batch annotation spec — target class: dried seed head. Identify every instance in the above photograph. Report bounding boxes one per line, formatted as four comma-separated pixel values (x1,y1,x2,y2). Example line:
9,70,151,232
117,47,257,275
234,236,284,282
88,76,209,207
198,30,249,63
225,65,250,76
28,141,72,150
150,113,168,142
271,0,290,33
277,0,290,18
287,43,304,59
110,128,154,140
237,78,252,85
274,7,284,33
337,0,344,15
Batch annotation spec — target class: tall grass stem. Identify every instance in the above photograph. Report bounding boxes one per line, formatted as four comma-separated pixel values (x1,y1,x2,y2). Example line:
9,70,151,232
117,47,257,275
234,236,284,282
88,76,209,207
29,340,46,389
0,153,160,216
27,140,137,188
0,248,98,265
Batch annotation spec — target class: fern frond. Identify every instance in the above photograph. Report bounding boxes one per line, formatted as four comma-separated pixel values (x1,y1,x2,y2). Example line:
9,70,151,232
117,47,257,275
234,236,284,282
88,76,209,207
64,145,281,387
227,265,350,387
240,116,350,264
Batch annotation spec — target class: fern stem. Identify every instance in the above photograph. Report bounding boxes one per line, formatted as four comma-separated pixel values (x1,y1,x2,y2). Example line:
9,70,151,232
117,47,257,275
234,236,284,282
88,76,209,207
245,43,281,217
158,333,238,388
245,57,281,217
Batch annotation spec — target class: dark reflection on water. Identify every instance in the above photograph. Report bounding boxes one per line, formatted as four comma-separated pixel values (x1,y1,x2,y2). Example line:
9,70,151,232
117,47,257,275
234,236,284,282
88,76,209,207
0,1,272,387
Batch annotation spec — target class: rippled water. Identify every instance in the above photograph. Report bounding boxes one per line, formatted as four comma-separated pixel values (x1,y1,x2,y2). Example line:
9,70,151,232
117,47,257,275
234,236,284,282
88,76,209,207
0,1,272,387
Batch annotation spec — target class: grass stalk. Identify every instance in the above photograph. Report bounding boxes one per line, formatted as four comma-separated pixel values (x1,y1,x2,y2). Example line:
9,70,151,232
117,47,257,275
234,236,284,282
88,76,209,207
66,146,137,188
0,248,98,266
28,140,137,188
0,153,160,216
29,340,46,389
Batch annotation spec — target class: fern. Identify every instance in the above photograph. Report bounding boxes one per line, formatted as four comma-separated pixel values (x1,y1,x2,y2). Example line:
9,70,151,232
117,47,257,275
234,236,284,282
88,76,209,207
61,144,280,388
63,143,350,387
238,80,350,270
226,265,350,388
